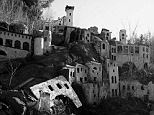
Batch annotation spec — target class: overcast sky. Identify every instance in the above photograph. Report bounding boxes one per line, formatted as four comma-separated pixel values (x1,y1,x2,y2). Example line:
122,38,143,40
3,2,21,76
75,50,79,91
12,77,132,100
43,0,154,38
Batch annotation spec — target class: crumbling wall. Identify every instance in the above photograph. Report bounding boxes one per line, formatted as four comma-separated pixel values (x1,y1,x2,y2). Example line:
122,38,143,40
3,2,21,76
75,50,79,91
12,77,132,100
30,76,82,108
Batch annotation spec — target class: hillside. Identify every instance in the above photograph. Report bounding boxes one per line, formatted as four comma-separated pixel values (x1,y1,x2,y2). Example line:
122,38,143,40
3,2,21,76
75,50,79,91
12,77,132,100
0,40,102,89
69,41,101,64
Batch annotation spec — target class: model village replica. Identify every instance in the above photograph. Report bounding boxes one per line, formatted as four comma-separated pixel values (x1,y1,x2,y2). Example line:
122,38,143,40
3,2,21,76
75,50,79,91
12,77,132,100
0,5,153,115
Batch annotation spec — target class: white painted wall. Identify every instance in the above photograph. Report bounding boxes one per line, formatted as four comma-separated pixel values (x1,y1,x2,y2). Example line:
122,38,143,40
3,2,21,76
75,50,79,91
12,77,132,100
34,37,44,55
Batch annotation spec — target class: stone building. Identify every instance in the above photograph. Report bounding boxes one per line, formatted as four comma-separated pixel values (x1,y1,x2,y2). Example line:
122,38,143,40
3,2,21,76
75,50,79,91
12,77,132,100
119,29,127,44
108,61,119,97
82,83,99,105
0,29,32,60
0,22,54,59
120,80,149,100
43,5,74,32
60,65,76,85
116,41,150,69
80,29,91,43
82,82,109,105
91,35,109,59
104,29,151,70
30,75,82,108
75,63,88,84
86,61,102,83
88,26,99,35
101,28,112,41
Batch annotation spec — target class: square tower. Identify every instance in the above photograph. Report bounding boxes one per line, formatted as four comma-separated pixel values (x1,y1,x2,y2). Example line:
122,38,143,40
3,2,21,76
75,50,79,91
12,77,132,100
65,5,74,27
119,29,127,44
101,28,111,41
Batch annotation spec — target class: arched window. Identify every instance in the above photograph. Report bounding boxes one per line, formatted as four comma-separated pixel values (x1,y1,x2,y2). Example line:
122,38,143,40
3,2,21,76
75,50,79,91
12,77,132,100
0,50,7,56
0,38,3,45
5,39,12,47
23,42,29,51
14,40,21,49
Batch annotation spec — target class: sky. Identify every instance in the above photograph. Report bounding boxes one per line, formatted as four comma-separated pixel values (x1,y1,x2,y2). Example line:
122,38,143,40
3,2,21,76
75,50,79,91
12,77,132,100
43,0,154,38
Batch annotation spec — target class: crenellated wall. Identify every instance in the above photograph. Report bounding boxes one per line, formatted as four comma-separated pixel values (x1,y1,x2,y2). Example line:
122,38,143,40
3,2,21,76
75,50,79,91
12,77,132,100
0,30,32,59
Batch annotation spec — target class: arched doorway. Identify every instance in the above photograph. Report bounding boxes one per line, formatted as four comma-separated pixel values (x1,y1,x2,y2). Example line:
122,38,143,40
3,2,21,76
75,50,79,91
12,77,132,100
144,63,148,69
14,40,21,49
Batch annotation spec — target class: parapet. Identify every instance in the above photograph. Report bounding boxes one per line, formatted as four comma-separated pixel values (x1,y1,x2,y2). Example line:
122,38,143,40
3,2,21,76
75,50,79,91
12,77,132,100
101,28,110,32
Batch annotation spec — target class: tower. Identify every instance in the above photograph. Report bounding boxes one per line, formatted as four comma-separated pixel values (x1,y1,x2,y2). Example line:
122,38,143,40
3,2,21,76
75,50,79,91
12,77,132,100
65,5,74,26
101,28,111,41
119,29,127,44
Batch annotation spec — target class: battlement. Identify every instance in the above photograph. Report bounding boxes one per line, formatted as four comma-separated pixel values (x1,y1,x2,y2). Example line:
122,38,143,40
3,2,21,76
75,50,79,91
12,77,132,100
0,30,32,53
0,30,32,40
65,5,74,11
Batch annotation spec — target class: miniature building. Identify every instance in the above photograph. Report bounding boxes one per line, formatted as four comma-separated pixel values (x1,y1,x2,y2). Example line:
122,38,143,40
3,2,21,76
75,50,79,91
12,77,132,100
101,28,111,41
30,76,82,108
0,30,32,60
81,29,91,43
86,61,102,83
91,36,109,59
116,43,150,69
119,29,127,44
43,5,75,31
82,82,109,105
65,5,74,27
109,41,117,61
75,63,88,84
120,80,148,100
62,65,75,84
88,26,99,35
82,83,99,105
34,37,44,55
108,61,119,97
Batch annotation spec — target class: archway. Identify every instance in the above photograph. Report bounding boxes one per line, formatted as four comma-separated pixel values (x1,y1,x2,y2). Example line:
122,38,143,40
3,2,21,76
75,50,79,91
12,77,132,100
0,50,7,56
23,42,29,51
14,40,21,49
53,95,78,115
